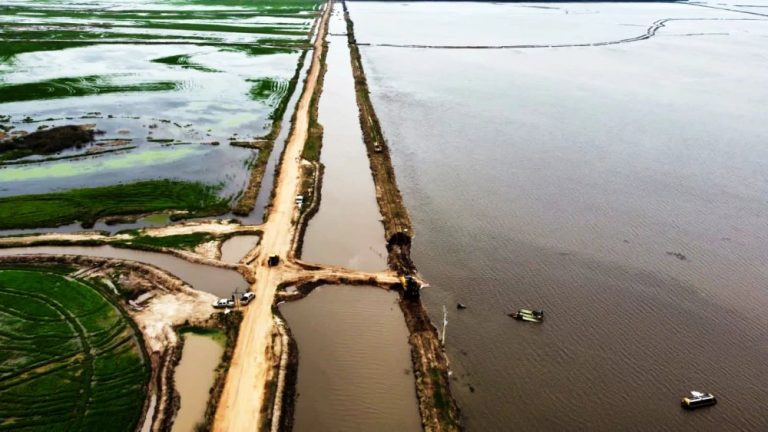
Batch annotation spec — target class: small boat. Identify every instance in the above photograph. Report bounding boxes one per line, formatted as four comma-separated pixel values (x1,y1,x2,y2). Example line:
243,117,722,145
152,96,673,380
457,303,467,310
508,308,544,323
681,391,717,410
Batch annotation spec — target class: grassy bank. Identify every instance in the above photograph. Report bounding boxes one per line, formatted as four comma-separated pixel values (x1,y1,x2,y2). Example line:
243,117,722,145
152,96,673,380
0,270,149,431
0,180,230,230
115,232,218,252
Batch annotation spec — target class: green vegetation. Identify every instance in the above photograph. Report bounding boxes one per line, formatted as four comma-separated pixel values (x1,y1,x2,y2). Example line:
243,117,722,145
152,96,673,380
0,180,230,230
179,326,226,346
302,43,327,162
151,54,220,72
0,263,77,275
0,76,179,104
116,232,217,251
0,270,148,431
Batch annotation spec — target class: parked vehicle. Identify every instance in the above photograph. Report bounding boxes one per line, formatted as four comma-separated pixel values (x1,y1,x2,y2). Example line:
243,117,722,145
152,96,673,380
212,298,235,309
240,292,256,305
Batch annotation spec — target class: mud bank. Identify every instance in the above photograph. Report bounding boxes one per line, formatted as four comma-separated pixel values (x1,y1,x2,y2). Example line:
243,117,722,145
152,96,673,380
341,1,413,266
341,1,462,430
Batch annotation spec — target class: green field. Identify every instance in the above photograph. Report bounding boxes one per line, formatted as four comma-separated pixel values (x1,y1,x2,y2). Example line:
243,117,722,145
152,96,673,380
0,180,230,230
0,270,149,431
115,232,218,251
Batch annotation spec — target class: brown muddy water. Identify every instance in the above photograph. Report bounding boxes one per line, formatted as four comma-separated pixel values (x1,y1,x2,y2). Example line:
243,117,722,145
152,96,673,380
300,5,388,272
171,332,224,432
0,245,247,297
279,285,421,432
351,1,768,431
219,235,260,264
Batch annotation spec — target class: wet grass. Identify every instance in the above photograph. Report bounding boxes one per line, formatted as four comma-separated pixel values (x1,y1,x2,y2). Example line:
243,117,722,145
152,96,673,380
151,54,220,72
0,180,230,230
0,76,179,104
116,232,218,252
0,270,148,431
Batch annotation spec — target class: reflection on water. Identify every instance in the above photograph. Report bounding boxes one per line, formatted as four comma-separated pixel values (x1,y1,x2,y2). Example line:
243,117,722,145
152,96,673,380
280,285,421,432
353,1,768,430
0,245,247,297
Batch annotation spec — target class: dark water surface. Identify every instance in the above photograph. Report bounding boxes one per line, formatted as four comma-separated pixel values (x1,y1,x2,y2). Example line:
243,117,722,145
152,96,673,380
351,1,768,430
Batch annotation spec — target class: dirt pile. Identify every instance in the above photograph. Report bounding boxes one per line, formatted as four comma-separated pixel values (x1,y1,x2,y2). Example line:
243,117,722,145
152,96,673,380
0,124,95,159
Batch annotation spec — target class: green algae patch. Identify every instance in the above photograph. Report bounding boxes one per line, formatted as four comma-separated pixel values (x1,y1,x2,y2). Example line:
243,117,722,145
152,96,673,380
116,232,218,252
0,75,179,104
0,270,149,431
0,146,200,183
0,180,230,230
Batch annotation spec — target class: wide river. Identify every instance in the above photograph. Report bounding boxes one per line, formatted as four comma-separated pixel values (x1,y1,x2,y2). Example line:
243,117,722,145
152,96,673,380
350,1,768,430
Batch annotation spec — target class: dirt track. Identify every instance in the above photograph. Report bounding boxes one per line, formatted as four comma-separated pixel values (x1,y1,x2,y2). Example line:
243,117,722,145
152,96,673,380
211,3,333,430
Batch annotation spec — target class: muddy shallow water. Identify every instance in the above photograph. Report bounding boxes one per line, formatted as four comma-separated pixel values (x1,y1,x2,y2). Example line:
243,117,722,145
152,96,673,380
171,332,223,432
279,285,421,432
300,5,387,272
0,245,247,297
219,235,260,264
352,1,768,430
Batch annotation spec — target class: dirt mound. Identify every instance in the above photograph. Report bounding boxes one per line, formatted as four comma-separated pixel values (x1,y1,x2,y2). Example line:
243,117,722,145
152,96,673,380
1,124,95,158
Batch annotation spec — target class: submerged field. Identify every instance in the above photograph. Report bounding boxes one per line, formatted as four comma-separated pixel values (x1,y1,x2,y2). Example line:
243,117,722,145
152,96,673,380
352,0,768,430
0,269,149,431
0,0,320,228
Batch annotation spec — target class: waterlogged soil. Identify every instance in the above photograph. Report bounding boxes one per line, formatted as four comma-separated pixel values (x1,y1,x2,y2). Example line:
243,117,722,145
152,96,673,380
353,1,768,431
172,333,224,432
0,245,248,297
0,0,319,205
300,5,387,272
280,285,421,432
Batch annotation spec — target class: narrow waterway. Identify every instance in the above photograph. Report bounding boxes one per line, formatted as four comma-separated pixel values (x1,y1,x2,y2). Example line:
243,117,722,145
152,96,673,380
171,332,224,432
279,285,421,432
300,5,388,272
220,235,260,264
0,245,247,297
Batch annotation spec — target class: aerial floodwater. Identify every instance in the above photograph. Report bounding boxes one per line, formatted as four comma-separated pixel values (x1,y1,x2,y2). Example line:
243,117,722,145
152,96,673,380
300,5,388,271
280,285,421,432
351,0,768,430
0,245,248,296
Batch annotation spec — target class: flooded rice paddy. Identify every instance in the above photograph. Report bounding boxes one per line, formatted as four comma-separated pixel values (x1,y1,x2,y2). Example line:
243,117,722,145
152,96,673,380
0,245,247,296
300,5,387,271
279,285,421,432
1,0,319,202
352,1,768,430
171,332,224,432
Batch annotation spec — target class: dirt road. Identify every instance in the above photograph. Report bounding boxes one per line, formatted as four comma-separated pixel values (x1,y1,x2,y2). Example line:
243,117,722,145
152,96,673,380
212,2,332,430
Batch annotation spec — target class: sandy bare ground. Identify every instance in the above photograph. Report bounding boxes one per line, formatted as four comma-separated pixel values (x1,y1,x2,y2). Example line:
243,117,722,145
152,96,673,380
212,3,333,430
